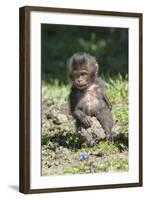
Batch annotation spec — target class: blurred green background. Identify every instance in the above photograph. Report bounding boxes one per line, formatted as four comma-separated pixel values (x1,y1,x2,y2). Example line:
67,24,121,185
41,24,128,84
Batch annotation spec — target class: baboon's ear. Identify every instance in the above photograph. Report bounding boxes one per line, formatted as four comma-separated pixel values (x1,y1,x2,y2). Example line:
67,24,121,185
96,62,99,74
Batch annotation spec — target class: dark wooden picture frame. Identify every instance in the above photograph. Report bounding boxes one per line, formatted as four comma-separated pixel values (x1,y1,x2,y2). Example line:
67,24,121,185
19,6,143,194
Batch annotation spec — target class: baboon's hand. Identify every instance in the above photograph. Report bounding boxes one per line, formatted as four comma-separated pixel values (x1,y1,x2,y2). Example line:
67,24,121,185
81,116,92,128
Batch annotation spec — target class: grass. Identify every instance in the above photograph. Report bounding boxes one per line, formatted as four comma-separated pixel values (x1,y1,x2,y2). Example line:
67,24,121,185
41,75,128,175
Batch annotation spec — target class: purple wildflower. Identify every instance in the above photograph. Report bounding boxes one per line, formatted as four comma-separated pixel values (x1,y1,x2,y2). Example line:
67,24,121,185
80,152,89,160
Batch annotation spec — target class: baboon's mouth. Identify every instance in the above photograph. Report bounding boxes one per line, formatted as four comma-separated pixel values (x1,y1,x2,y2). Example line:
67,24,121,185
76,84,87,90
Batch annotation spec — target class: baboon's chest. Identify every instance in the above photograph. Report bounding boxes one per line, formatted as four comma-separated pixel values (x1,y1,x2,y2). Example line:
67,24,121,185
78,86,99,114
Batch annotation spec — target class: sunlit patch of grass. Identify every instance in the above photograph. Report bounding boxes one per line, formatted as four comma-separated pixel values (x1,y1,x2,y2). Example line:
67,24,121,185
42,79,70,100
62,152,128,174
96,157,128,172
63,163,90,174
97,141,119,155
104,75,128,136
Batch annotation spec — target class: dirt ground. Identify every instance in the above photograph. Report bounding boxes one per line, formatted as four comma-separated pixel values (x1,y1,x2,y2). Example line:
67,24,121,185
41,97,128,176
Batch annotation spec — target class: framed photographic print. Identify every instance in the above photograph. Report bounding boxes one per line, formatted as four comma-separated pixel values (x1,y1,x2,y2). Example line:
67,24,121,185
19,6,143,194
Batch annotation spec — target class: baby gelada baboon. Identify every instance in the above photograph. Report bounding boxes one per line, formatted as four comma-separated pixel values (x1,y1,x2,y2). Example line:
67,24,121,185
68,52,113,141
